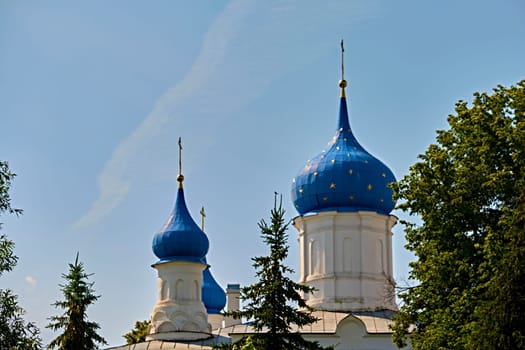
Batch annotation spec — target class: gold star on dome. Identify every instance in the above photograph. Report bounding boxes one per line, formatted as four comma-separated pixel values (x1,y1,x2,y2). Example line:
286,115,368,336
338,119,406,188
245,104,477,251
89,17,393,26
331,159,336,164
367,184,373,191
381,172,386,177
349,195,354,200
323,196,329,201
299,188,304,194
330,183,336,189
336,146,340,150
348,169,353,175
365,160,369,164
380,198,384,203
314,172,318,176
343,138,348,142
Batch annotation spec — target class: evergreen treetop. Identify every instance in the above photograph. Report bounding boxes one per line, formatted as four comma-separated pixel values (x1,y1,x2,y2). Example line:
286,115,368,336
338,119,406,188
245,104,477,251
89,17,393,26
47,253,107,350
220,194,326,350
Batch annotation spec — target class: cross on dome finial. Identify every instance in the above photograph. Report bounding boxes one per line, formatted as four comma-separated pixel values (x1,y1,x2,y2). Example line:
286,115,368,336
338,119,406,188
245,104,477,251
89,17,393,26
339,39,348,97
200,206,206,231
177,137,184,187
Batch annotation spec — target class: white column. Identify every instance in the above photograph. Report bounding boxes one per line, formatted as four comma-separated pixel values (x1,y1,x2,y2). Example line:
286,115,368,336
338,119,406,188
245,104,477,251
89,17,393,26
147,260,211,341
293,210,397,312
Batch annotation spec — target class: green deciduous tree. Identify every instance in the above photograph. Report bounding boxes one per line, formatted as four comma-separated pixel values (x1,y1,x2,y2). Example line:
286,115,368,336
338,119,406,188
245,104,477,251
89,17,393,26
391,80,525,349
123,320,150,344
0,161,43,349
219,194,325,350
47,253,107,350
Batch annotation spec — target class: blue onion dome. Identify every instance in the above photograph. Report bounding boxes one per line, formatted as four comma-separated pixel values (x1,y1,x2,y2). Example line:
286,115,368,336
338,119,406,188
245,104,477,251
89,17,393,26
152,175,209,263
201,258,227,314
291,79,396,215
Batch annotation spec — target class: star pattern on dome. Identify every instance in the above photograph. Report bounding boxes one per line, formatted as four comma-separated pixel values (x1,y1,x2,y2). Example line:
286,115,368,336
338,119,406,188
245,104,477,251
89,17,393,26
291,78,397,216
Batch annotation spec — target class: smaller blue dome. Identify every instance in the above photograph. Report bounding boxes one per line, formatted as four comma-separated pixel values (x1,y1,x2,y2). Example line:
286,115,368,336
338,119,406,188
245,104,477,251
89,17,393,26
202,259,226,314
152,185,209,263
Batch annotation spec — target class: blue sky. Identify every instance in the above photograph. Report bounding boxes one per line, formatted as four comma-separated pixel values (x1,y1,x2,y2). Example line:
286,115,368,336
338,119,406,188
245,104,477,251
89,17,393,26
1,0,524,346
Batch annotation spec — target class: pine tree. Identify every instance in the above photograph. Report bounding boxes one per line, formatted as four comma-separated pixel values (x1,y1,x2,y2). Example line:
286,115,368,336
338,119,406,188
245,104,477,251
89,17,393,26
220,194,325,350
47,253,107,350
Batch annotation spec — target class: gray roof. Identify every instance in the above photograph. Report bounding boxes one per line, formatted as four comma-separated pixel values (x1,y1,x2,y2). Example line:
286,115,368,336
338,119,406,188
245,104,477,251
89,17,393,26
106,310,396,350
225,310,396,335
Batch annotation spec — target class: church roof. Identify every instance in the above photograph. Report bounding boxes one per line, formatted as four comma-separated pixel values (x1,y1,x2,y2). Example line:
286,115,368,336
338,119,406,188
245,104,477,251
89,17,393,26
202,259,227,314
106,337,223,350
225,310,396,335
291,79,396,216
152,156,209,263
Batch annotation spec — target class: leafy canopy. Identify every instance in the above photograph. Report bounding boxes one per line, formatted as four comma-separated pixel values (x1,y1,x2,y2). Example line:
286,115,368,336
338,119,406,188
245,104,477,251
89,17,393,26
391,80,525,350
219,194,326,350
123,320,150,344
47,253,107,350
0,161,42,349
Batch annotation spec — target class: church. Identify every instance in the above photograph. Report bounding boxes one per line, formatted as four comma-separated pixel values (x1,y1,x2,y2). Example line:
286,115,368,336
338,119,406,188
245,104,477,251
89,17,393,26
108,47,410,350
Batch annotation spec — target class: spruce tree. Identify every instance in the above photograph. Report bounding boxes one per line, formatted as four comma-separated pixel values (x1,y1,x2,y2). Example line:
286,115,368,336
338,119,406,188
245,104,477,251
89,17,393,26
221,194,325,350
47,253,107,350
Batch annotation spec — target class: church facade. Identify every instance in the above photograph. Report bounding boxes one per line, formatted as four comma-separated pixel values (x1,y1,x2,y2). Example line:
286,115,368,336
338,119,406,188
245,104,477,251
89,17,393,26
108,53,410,350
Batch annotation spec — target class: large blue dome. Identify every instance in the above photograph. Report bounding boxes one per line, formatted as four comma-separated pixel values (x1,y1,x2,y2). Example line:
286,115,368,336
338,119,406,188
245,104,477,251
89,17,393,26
202,259,227,315
152,184,209,263
291,85,396,216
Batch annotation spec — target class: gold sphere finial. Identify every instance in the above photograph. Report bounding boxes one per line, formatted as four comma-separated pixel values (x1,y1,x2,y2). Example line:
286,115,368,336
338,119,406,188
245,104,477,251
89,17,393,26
339,79,347,88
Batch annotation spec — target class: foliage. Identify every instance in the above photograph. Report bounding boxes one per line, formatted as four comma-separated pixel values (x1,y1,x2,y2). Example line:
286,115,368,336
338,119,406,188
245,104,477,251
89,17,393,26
47,253,107,350
0,161,23,217
123,319,150,344
0,161,43,349
218,194,325,350
391,80,525,349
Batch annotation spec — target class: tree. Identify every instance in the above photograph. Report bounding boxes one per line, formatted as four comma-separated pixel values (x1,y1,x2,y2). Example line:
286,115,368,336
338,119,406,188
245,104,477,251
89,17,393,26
123,320,150,344
47,253,107,350
219,194,325,350
391,80,525,349
0,161,43,349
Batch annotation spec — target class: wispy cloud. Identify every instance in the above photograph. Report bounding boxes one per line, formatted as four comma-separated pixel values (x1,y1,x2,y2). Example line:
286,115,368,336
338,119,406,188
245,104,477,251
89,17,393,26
25,275,37,287
74,0,255,229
